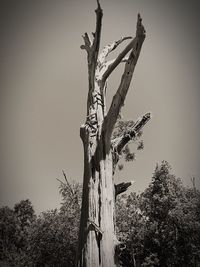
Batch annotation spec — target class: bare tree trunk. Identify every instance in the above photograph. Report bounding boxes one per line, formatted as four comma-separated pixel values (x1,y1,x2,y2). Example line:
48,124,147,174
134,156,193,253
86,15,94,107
76,1,148,266
77,79,116,267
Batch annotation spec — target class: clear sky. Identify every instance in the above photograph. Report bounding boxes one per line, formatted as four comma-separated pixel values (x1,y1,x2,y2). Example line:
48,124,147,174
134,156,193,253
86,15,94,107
0,0,200,213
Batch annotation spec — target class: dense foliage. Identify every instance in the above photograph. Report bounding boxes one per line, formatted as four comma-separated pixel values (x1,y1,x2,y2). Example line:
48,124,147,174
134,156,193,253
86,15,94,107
0,200,35,266
116,161,200,267
0,162,199,266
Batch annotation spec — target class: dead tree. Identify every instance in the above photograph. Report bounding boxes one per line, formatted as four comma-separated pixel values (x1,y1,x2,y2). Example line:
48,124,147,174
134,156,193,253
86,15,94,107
76,1,150,266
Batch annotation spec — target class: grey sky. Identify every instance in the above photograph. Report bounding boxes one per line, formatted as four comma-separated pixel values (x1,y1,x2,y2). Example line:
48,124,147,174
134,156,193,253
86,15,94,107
0,0,200,213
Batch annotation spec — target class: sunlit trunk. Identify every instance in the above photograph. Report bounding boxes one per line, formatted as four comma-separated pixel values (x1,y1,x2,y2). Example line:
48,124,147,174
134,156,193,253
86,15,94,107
75,1,146,266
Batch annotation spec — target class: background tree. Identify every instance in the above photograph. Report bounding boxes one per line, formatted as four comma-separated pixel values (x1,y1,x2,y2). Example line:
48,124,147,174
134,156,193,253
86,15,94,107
140,161,200,267
0,200,35,266
116,192,147,267
77,1,150,266
0,165,199,266
0,206,18,264
168,184,200,266
115,162,200,267
26,174,82,267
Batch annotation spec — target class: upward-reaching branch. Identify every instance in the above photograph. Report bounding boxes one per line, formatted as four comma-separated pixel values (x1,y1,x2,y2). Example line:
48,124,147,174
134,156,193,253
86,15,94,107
81,1,103,66
92,0,103,67
101,14,146,82
105,14,146,142
102,37,137,82
81,1,103,114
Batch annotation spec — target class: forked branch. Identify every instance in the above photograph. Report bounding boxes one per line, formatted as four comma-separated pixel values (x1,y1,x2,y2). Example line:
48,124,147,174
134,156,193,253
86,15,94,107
81,0,103,66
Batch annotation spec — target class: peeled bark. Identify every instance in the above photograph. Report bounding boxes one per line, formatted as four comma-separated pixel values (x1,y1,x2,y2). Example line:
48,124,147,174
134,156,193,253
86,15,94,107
76,2,148,266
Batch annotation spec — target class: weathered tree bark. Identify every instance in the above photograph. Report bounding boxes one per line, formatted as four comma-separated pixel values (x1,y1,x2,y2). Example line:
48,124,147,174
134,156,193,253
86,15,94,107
76,1,149,266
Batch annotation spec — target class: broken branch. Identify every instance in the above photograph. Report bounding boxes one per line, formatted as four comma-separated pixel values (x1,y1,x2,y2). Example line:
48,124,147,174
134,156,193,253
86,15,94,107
98,36,132,65
115,113,151,154
115,181,135,197
80,32,92,53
